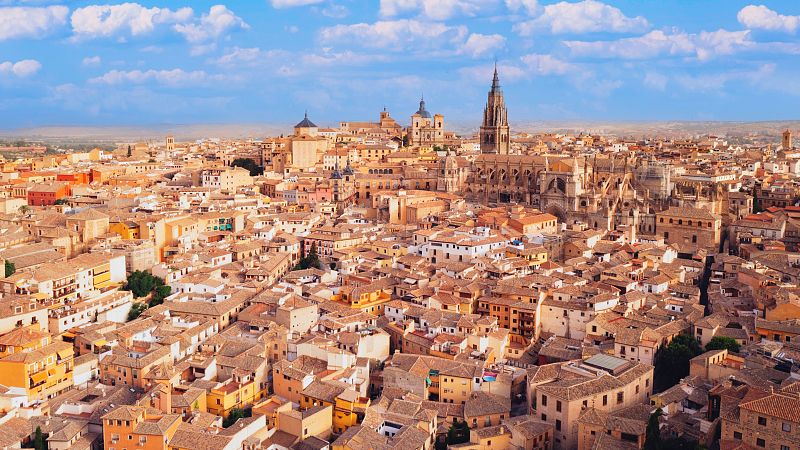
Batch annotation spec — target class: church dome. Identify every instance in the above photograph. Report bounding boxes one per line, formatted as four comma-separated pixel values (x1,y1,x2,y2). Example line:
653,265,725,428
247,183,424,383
415,98,431,119
295,111,317,128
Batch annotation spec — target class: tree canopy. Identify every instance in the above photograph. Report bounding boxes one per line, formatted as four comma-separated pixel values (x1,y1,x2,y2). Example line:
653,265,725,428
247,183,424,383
125,271,171,307
127,302,148,321
231,158,264,176
294,242,322,270
222,407,252,428
33,426,48,450
4,260,15,277
705,336,740,353
645,409,663,450
654,334,703,392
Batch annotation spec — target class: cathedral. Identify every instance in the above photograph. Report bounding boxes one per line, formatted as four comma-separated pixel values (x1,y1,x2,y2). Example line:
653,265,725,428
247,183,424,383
480,65,510,155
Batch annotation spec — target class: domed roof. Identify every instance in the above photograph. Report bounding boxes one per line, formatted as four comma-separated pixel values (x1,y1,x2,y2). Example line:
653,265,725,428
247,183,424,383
415,97,431,119
295,111,317,128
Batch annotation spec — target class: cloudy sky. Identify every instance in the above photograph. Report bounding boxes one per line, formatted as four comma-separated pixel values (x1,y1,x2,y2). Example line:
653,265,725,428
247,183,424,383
2,0,800,128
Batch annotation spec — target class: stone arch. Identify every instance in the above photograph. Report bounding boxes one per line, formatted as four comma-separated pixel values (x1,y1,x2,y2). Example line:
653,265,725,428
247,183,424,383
547,177,567,194
545,204,567,223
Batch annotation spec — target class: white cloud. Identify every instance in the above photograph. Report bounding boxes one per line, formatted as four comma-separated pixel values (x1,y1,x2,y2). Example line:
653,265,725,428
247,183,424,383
321,4,349,19
643,72,667,90
0,5,68,40
514,0,649,35
379,0,495,20
461,33,506,57
0,59,42,77
520,53,575,75
675,63,775,92
213,47,291,66
505,0,537,15
319,20,467,52
565,29,752,61
270,0,324,8
82,56,102,66
301,50,388,66
174,5,248,44
738,5,800,34
89,68,221,86
71,3,193,39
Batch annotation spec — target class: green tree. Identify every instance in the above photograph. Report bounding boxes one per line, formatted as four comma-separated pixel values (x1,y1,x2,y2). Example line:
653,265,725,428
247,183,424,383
33,426,48,450
127,302,148,321
54,198,69,205
18,205,30,215
306,242,321,269
654,334,703,392
402,134,409,147
222,407,252,428
231,158,264,176
150,285,172,307
294,242,322,270
645,408,663,450
124,271,169,306
447,419,470,445
705,336,740,353
4,260,15,277
752,185,760,213
127,145,132,157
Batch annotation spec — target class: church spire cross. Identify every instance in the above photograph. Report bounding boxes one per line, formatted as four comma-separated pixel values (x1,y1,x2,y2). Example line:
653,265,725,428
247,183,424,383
491,62,501,92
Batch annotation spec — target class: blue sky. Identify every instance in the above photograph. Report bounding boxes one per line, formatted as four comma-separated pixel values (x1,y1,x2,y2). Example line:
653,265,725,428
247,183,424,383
2,0,800,128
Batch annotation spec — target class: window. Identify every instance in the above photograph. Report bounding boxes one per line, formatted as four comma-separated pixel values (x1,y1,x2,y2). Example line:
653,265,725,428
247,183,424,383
780,446,789,450
556,420,561,431
758,416,767,426
756,438,765,448
733,431,742,440
783,423,791,432
602,395,608,406
541,413,547,421
556,401,561,412
617,392,624,404
541,395,547,407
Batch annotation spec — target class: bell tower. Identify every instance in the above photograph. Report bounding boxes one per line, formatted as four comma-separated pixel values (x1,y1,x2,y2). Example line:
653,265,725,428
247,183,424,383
480,64,510,155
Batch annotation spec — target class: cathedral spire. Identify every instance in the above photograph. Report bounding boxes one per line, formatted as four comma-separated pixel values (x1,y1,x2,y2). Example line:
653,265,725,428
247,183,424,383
480,65,510,155
491,61,501,93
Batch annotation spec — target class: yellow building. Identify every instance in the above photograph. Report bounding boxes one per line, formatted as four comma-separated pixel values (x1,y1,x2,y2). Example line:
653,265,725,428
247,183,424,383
206,375,257,419
370,240,409,257
0,340,74,405
0,326,50,357
335,279,393,315
102,406,181,450
333,389,370,434
109,220,140,240
300,381,370,435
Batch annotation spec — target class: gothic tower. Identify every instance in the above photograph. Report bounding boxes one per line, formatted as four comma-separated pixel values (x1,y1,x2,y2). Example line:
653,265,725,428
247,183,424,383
480,65,510,155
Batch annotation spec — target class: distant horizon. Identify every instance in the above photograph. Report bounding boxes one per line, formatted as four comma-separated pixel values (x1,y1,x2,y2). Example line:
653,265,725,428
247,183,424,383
2,119,800,143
